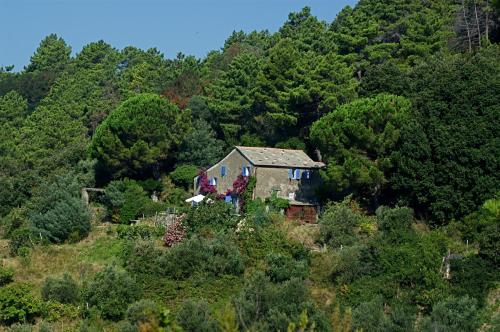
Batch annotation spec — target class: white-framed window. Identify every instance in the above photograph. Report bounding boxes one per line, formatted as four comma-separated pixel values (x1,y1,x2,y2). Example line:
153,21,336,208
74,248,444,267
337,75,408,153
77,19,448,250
209,177,217,186
242,165,251,177
288,168,302,180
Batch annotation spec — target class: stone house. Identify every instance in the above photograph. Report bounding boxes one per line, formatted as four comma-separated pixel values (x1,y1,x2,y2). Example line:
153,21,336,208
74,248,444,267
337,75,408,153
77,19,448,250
193,146,325,222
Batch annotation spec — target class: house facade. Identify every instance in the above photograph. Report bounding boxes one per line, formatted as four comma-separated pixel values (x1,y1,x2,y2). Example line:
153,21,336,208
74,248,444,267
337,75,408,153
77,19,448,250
194,146,325,222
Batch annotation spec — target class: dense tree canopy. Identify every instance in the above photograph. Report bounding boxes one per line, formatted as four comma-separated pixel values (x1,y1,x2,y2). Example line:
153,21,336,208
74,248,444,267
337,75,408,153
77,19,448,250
311,93,411,205
91,93,191,180
0,1,499,330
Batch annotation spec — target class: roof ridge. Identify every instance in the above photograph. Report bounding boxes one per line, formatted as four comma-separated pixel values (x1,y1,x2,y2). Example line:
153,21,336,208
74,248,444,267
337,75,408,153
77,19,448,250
235,146,305,152
234,146,325,168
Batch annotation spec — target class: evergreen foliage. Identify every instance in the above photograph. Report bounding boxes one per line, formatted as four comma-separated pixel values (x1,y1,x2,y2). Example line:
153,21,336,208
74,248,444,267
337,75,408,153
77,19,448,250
0,1,499,330
41,274,80,304
91,93,191,180
28,176,91,243
82,266,141,321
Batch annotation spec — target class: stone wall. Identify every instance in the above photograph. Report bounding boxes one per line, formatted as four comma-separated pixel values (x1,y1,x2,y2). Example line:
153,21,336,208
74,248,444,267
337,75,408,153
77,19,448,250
254,167,321,203
195,149,254,195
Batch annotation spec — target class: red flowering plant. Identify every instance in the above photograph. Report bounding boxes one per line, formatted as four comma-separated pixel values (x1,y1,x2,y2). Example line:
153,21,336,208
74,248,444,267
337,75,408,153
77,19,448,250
232,175,249,195
198,170,216,195
163,214,187,247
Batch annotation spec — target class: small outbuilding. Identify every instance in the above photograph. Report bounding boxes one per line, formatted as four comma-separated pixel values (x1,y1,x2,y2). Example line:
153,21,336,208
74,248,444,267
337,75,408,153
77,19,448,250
194,146,325,222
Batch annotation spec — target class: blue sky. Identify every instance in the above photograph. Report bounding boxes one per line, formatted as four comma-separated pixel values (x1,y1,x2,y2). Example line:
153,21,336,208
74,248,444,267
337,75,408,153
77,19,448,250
0,0,357,71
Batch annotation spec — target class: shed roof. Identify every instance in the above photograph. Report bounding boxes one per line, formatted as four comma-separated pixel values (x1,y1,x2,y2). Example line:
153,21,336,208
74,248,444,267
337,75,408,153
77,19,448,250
235,146,325,168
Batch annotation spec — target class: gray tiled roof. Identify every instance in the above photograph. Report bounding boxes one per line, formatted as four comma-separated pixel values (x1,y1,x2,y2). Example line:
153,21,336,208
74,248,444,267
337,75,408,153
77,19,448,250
235,146,325,168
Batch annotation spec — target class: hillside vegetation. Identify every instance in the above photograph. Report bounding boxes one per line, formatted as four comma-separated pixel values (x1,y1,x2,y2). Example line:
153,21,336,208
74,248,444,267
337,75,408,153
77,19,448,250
0,0,499,331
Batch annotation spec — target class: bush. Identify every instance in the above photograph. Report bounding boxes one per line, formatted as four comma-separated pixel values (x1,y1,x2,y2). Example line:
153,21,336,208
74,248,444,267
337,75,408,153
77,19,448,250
82,266,141,321
169,165,198,189
1,207,28,238
158,235,244,279
478,222,499,266
318,199,365,248
124,241,161,275
0,283,42,325
176,299,219,332
0,266,14,286
9,228,35,255
376,206,414,239
126,299,161,330
116,224,164,240
352,297,416,332
104,179,150,224
41,274,80,304
450,256,495,306
28,176,91,243
185,200,237,233
330,244,380,284
126,235,244,279
7,324,34,332
41,301,79,322
419,296,479,332
159,176,190,206
233,272,329,331
264,253,308,282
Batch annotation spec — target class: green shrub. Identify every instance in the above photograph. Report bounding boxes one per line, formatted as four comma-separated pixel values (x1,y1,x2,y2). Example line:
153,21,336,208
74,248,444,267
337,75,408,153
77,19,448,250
104,179,150,224
318,199,365,248
330,244,380,284
78,309,106,332
7,324,34,332
352,297,416,332
158,235,244,279
159,176,190,206
116,224,164,240
266,194,290,211
38,322,52,332
376,206,414,240
185,200,237,233
137,179,163,193
83,266,141,321
0,283,42,325
28,176,91,243
41,301,79,322
419,295,479,332
264,253,308,282
169,165,198,189
9,228,35,255
239,223,310,265
176,299,219,332
0,266,14,286
233,272,329,331
125,240,161,275
126,235,244,279
450,256,495,306
115,321,138,332
1,207,28,238
41,274,80,304
126,299,161,330
478,222,499,266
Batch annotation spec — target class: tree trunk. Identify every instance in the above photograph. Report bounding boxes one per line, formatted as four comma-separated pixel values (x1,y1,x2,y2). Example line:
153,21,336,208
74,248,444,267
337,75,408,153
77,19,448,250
463,0,473,52
474,0,482,47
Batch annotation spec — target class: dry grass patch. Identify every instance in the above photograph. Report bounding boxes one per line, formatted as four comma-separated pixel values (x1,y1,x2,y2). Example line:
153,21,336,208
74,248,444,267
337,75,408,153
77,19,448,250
3,225,119,288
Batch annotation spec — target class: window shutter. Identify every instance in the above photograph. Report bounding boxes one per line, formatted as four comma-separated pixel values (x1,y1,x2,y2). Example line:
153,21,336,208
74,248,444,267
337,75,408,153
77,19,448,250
294,169,301,179
288,169,294,179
